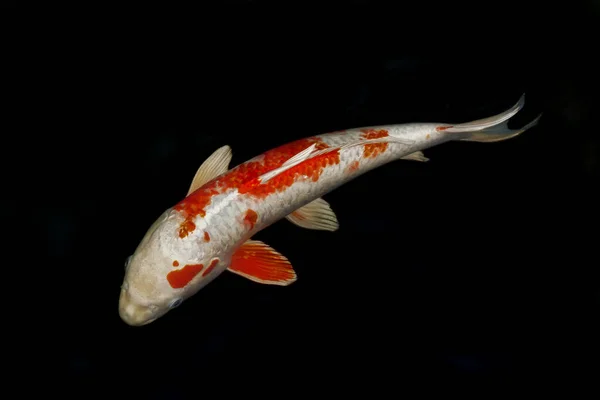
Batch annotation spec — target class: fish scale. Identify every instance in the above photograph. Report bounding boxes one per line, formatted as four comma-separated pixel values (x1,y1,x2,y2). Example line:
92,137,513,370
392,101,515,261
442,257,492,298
118,94,541,326
222,128,420,232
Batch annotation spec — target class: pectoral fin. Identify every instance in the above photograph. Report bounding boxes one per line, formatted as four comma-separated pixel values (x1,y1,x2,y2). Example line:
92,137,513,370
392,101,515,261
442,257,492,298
187,145,232,195
228,240,297,285
286,197,339,231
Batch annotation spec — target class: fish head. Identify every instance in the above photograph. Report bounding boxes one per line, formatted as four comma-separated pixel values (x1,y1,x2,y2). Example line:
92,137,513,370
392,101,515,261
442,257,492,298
118,207,224,326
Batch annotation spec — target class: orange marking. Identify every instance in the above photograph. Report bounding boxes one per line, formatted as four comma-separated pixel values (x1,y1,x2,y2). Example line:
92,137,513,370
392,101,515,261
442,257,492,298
244,209,258,230
360,129,389,158
290,210,305,220
230,241,296,284
172,260,179,267
202,258,219,277
167,263,204,289
348,160,359,173
178,220,196,239
173,137,331,236
238,145,340,198
436,125,453,131
360,128,388,140
363,142,387,158
426,134,431,140
204,231,210,242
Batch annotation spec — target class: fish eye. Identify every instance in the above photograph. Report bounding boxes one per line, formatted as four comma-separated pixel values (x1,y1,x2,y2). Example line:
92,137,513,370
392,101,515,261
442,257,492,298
124,255,133,270
169,298,183,309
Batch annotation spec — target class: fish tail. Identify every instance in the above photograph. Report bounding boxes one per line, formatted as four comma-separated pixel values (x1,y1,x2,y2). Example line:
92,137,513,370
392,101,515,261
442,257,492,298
441,94,542,142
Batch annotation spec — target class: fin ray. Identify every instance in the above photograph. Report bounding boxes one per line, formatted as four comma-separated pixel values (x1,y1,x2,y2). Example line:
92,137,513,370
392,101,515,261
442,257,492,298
401,151,429,162
187,145,232,195
442,94,541,143
286,197,339,231
258,136,413,184
444,94,526,133
259,143,317,183
458,112,542,143
228,240,297,285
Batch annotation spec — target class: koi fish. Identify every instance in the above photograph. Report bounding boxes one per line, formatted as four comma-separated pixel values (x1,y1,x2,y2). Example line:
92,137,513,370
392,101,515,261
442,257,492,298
119,94,541,326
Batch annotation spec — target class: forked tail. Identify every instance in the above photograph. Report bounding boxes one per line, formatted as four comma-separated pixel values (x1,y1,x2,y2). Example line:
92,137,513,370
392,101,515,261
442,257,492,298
443,94,542,142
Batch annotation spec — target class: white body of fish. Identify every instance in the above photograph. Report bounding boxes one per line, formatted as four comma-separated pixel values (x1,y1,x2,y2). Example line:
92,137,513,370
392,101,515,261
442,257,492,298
119,94,540,326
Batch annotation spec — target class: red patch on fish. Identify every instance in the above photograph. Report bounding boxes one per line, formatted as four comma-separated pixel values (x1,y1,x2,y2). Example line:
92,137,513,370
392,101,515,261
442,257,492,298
174,189,217,238
178,220,196,239
204,232,210,242
238,147,341,197
167,263,204,289
360,129,389,158
348,160,359,173
173,137,331,237
364,142,388,158
436,125,453,131
360,129,389,140
244,209,258,230
202,258,219,277
172,260,179,267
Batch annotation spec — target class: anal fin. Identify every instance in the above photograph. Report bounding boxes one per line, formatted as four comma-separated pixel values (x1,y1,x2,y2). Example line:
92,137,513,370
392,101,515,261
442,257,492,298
228,240,297,285
286,197,339,231
401,151,429,162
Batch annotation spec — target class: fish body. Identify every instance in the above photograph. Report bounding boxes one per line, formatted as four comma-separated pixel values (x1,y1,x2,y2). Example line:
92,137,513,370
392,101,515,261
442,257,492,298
119,95,541,326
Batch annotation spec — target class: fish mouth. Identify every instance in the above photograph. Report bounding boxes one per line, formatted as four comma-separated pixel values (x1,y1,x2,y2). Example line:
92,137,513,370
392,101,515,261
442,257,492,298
139,317,157,326
118,290,158,327
120,312,157,327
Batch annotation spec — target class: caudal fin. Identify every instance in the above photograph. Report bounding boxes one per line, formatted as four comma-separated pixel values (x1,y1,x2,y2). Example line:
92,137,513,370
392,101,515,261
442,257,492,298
443,94,542,143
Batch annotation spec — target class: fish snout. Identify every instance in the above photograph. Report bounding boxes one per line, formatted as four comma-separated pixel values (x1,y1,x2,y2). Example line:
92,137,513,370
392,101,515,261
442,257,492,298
118,289,157,326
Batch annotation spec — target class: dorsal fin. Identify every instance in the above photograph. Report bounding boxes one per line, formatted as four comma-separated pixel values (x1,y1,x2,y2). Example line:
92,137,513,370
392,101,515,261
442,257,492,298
281,143,317,167
258,136,414,184
187,145,232,195
258,143,317,183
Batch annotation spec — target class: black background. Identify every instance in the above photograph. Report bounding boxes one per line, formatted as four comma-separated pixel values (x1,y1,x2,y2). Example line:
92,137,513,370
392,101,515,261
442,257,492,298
15,2,599,397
